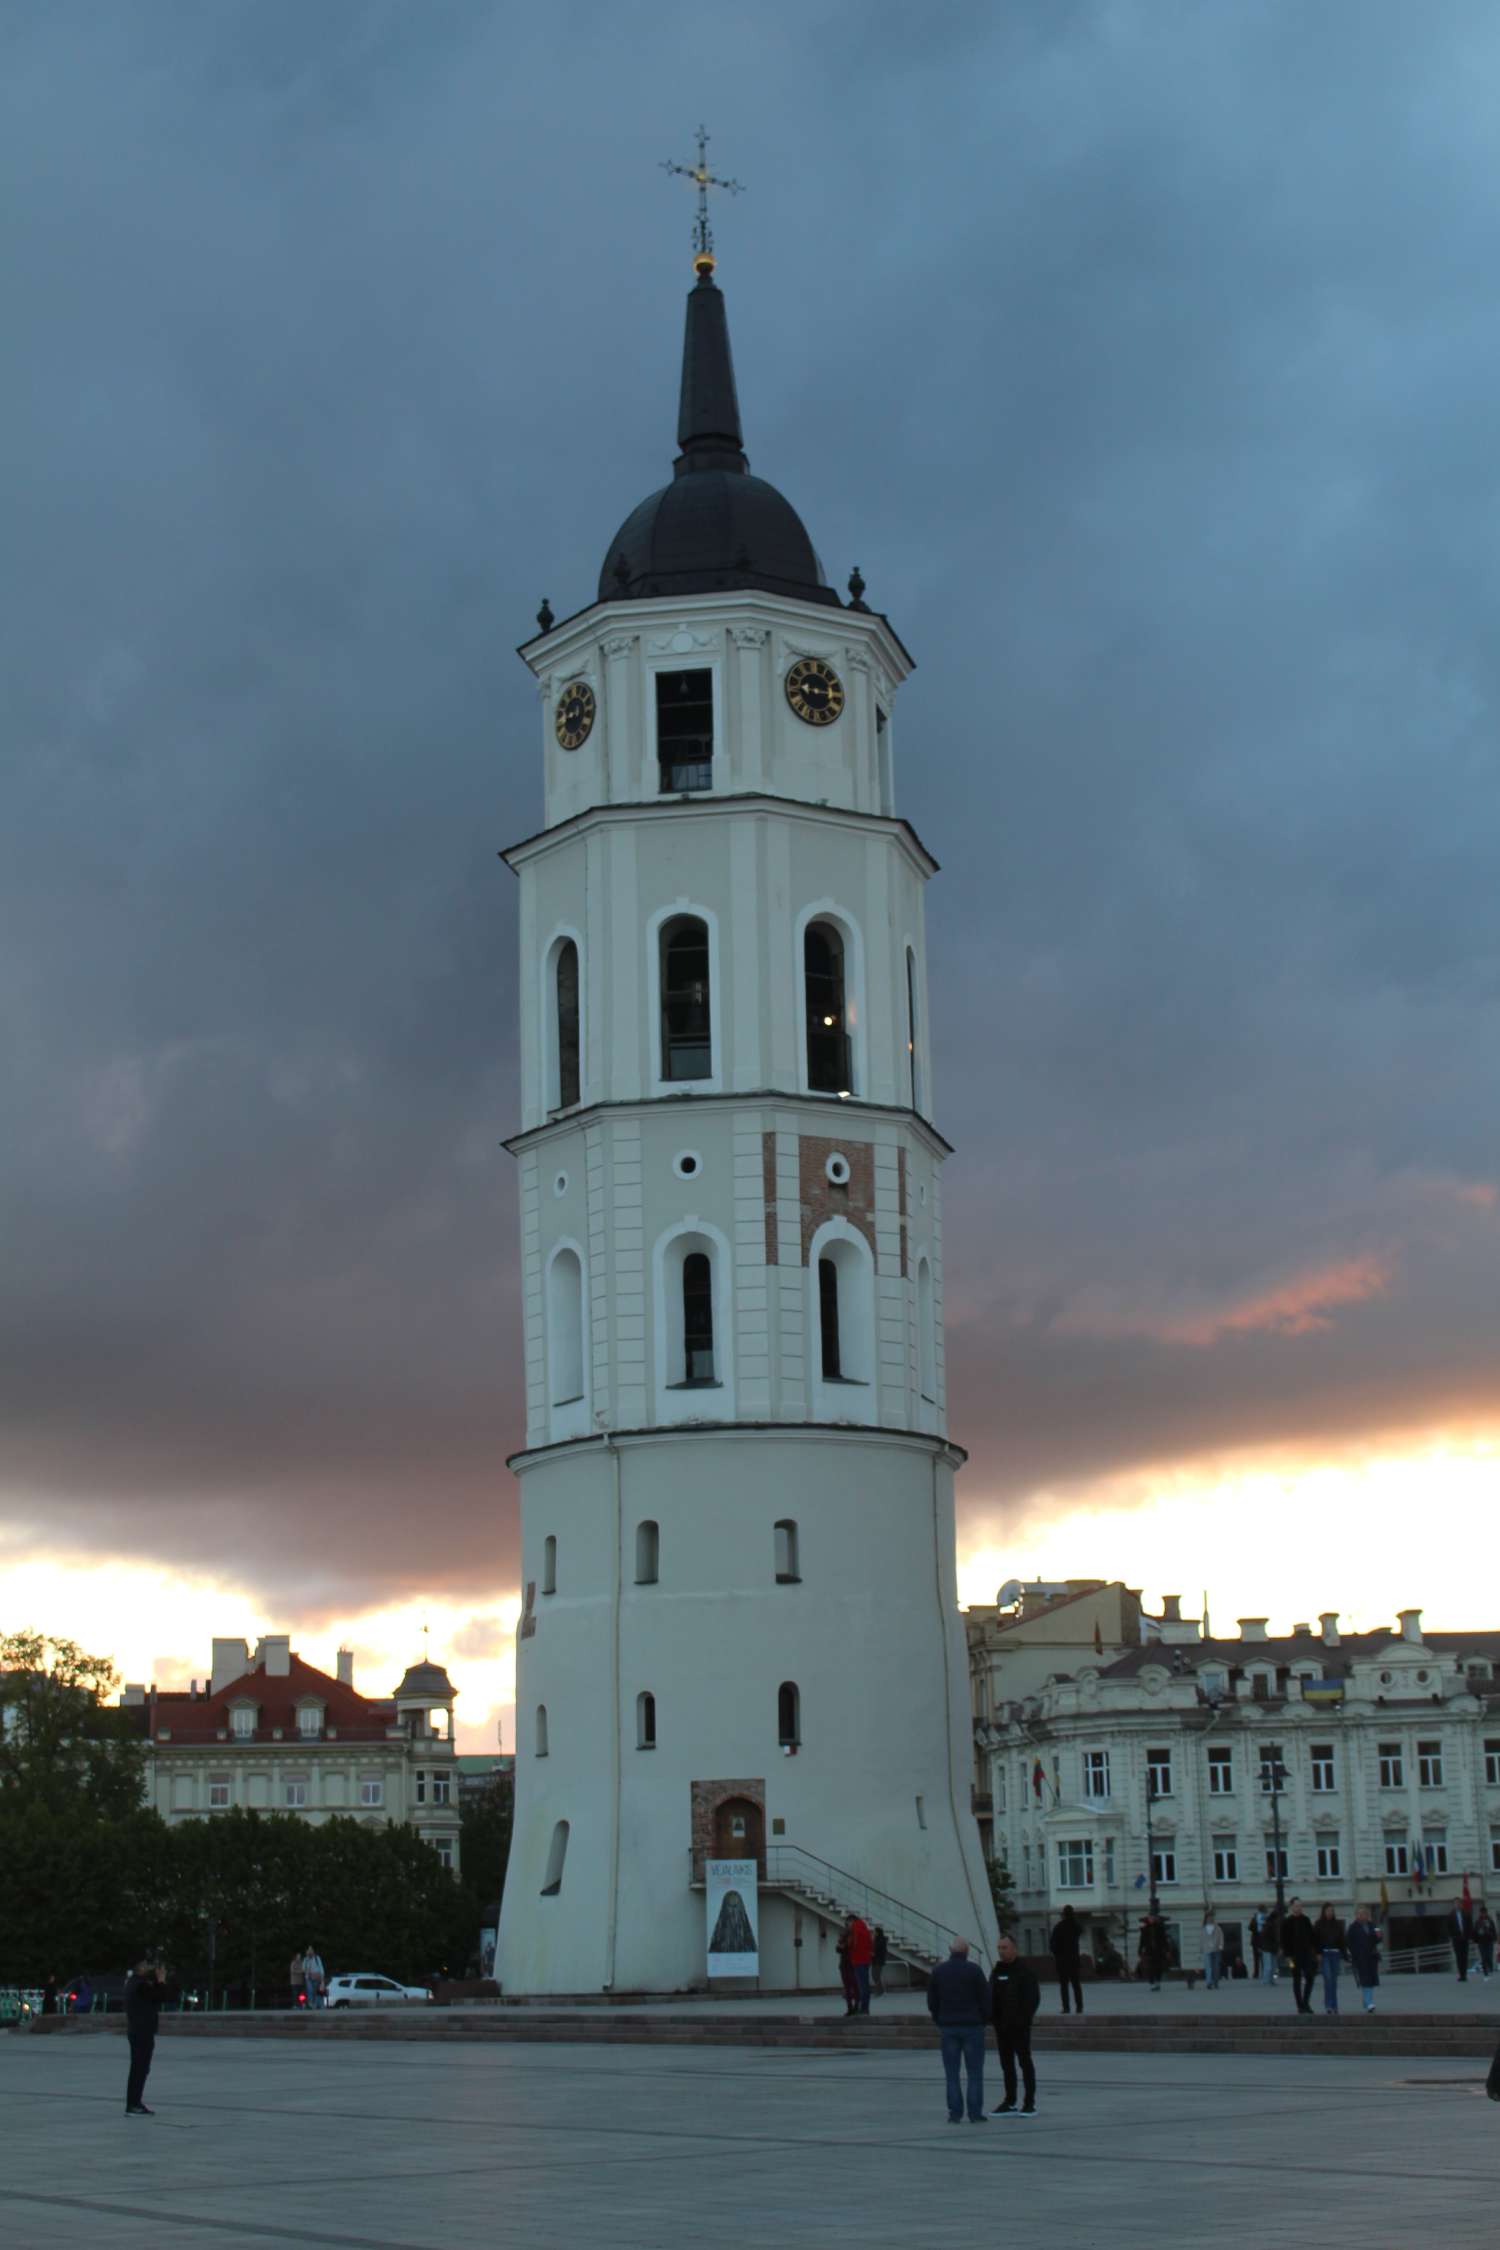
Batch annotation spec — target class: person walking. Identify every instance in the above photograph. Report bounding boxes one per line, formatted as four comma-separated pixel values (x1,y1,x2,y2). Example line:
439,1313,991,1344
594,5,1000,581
1050,1904,1084,2014
836,1928,858,2016
1449,1900,1473,1982
1474,1907,1496,1981
1281,1899,1318,2014
124,1954,166,2116
289,1949,305,2006
926,1937,991,2124
871,1926,889,1997
1252,1906,1277,1983
1201,1915,1224,1991
846,1914,874,2014
302,1945,326,2011
1346,1904,1381,2013
989,1935,1041,2115
1137,1911,1169,1991
1315,1903,1345,2014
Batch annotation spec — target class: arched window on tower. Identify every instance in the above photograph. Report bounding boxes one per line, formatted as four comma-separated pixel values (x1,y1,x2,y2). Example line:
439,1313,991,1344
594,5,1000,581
916,1257,936,1403
777,1681,801,1748
636,1691,656,1749
660,916,712,1082
804,921,851,1094
774,1519,800,1584
810,1224,877,1420
552,938,580,1110
541,1819,569,1896
905,945,921,1112
546,1249,585,1409
635,1520,660,1585
535,1704,549,1757
542,1535,557,1596
656,669,714,793
682,1252,715,1383
818,1256,842,1380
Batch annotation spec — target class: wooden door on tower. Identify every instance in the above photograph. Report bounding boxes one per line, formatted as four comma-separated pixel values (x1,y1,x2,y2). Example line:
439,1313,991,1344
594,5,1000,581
713,1797,765,1868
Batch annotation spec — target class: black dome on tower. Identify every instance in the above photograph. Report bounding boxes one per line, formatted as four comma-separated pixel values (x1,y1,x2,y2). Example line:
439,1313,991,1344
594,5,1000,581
598,265,840,609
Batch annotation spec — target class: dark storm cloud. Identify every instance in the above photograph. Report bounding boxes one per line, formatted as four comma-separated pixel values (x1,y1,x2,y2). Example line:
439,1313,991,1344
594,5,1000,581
4,2,1498,1609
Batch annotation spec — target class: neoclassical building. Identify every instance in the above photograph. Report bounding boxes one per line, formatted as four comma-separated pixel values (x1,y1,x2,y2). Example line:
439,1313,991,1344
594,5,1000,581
494,232,996,1994
967,1580,1499,1961
121,1635,462,1870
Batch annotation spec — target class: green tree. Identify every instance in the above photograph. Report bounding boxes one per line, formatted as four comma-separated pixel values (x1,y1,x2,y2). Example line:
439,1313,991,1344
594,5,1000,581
0,1630,144,1818
986,1856,1017,1933
458,1775,513,1944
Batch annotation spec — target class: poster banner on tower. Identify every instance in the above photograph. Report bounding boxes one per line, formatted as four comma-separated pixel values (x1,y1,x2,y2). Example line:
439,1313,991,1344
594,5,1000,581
705,1858,760,1977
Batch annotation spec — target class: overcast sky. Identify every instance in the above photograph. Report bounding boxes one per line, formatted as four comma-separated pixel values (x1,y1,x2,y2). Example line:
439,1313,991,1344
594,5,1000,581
4,2,1498,1717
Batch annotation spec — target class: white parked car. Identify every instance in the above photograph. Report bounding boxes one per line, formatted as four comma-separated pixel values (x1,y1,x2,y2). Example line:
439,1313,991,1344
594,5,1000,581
325,1973,431,2008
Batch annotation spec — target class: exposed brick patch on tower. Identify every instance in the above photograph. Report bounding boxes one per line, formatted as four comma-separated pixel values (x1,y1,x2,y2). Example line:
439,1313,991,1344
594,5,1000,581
797,1135,877,1262
690,1777,767,1880
897,1147,909,1277
762,1131,779,1266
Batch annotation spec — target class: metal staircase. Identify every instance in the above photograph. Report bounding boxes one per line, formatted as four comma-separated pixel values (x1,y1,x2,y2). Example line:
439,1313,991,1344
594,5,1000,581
758,1845,983,1975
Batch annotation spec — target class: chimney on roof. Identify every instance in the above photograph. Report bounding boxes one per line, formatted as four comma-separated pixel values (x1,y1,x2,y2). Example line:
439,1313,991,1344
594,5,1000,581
255,1634,291,1677
1161,1594,1182,1624
121,1683,146,1706
211,1638,249,1693
1292,1623,1311,1637
1238,1618,1269,1642
1320,1611,1340,1646
336,1648,354,1687
1398,1607,1423,1644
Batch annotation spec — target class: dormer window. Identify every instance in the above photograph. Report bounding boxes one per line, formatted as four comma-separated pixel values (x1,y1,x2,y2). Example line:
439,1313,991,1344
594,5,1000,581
656,670,713,792
297,1703,324,1739
229,1704,255,1739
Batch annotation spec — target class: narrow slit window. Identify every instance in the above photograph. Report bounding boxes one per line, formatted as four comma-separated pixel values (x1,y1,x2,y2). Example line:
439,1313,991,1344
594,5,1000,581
535,1704,549,1757
682,1252,715,1383
660,917,712,1082
905,946,920,1110
541,1819,569,1896
777,1681,801,1747
774,1518,800,1583
635,1519,660,1585
636,1691,656,1749
547,1250,584,1406
916,1258,936,1402
818,1256,841,1380
804,922,851,1094
554,939,580,1109
656,669,713,793
542,1534,557,1596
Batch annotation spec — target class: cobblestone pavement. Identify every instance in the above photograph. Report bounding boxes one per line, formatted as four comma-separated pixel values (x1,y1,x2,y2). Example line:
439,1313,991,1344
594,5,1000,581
2,2031,1495,2248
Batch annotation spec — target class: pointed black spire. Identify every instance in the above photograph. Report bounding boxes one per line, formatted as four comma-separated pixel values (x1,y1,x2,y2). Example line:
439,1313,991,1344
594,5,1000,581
674,267,747,478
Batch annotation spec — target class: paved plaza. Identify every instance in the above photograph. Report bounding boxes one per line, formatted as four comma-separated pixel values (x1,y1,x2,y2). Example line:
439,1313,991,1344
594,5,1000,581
4,2029,1497,2249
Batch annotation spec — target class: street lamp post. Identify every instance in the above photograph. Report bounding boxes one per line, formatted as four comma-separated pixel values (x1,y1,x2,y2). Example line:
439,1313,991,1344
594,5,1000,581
1266,1757,1288,1919
1146,1767,1160,1916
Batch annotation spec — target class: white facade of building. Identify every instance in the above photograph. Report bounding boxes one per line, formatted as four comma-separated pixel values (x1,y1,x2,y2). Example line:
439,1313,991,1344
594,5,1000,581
494,255,996,1995
968,1584,1499,1962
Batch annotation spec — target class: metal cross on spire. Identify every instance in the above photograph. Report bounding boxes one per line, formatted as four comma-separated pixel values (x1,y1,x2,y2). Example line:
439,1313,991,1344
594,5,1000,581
661,125,744,275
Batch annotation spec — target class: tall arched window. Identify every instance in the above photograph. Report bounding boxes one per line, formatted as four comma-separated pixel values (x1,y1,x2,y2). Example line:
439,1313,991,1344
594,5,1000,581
916,1257,936,1403
818,1256,842,1379
660,916,712,1082
810,1223,878,1423
777,1681,801,1747
553,938,580,1109
774,1519,800,1584
541,1819,569,1896
535,1704,549,1757
682,1251,715,1383
804,921,851,1094
905,945,921,1111
636,1691,657,1749
635,1520,660,1585
542,1534,557,1596
546,1249,585,1408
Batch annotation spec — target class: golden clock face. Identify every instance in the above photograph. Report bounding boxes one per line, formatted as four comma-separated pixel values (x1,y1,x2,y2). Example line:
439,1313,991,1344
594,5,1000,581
554,680,596,751
784,656,845,727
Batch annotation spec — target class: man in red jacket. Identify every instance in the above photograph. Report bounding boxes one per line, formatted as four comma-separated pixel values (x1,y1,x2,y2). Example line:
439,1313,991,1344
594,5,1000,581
846,1914,875,2013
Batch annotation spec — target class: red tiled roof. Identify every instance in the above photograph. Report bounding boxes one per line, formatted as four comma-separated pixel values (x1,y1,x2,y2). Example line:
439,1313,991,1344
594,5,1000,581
135,1652,398,1745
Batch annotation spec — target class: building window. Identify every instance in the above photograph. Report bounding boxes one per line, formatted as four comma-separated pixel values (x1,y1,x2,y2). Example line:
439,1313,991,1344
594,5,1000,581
905,945,921,1109
811,1227,876,1397
1316,1837,1341,1879
1213,1840,1238,1883
551,937,581,1109
432,1838,454,1870
1490,1828,1500,1873
636,1691,656,1750
359,1778,384,1808
1417,1739,1443,1788
285,1779,308,1809
1151,1847,1177,1886
1485,1739,1500,1787
656,668,713,792
431,1772,450,1806
543,1534,557,1595
915,1257,936,1403
1258,1744,1285,1793
535,1705,549,1758
1265,1845,1288,1880
1378,1742,1403,1788
208,1779,230,1810
1207,1746,1234,1795
230,1706,254,1738
803,921,851,1094
635,1519,660,1585
1251,1671,1272,1699
541,1818,570,1896
659,915,713,1081
681,1252,716,1383
1146,1748,1173,1799
1385,1840,1408,1876
1057,1839,1094,1889
1423,1827,1449,1875
415,1771,427,1804
298,1705,322,1739
1103,1837,1116,1886
1310,1745,1336,1793
774,1518,800,1583
1082,1749,1111,1801
818,1255,842,1378
545,1247,586,1411
777,1681,801,1748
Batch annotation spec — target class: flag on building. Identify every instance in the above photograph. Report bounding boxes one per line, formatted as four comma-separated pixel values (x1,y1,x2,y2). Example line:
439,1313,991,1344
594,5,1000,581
1032,1758,1045,1802
1462,1871,1473,1914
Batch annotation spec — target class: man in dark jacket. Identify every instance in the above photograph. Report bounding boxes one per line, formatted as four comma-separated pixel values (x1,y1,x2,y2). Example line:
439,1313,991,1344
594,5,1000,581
990,1936,1041,2114
1137,1912,1170,1991
1050,1905,1084,2014
926,1937,991,2123
1281,1899,1318,2014
124,1954,166,2115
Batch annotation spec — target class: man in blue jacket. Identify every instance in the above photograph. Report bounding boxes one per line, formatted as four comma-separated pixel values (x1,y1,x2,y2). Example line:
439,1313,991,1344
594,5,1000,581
926,1937,991,2123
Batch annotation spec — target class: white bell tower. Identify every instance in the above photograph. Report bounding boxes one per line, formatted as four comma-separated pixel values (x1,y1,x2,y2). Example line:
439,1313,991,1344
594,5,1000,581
495,230,997,1995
